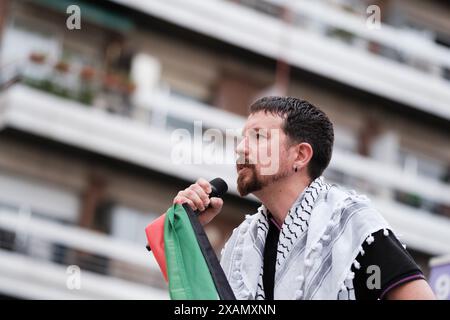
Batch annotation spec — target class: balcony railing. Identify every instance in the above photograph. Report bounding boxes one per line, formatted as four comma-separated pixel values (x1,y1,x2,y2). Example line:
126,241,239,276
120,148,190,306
244,0,450,72
0,208,168,299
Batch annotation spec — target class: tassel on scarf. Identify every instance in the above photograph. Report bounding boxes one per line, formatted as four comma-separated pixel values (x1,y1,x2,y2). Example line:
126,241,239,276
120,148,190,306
321,233,331,241
366,234,375,245
358,245,365,256
304,258,314,268
294,289,303,299
346,271,355,281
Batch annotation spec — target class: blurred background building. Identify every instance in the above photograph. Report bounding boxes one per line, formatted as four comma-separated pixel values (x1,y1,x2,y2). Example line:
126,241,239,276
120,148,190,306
0,0,449,299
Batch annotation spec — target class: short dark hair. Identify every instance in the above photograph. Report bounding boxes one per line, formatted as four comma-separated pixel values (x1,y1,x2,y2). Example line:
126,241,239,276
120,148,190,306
249,96,334,180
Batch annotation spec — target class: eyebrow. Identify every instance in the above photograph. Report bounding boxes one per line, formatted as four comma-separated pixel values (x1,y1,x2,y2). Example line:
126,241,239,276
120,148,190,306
241,127,263,136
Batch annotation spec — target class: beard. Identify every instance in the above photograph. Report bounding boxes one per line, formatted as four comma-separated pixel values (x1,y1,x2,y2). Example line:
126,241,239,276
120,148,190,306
236,162,290,197
236,164,262,196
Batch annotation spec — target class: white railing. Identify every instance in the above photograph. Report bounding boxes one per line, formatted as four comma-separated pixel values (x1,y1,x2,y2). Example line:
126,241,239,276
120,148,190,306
264,0,450,70
372,198,450,256
0,208,168,299
370,197,450,256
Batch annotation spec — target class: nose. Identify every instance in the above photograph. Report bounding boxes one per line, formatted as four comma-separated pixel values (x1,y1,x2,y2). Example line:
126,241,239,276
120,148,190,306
235,135,248,158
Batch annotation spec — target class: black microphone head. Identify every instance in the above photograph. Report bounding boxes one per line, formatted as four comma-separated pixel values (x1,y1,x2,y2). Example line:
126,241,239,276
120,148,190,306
209,178,228,198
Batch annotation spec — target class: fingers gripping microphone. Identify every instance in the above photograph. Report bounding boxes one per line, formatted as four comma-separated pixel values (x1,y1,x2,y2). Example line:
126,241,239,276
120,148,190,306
195,177,228,215
186,177,228,216
201,178,228,212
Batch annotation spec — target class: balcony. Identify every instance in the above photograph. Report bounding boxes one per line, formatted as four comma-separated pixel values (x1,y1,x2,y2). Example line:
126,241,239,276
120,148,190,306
1,81,450,257
0,207,168,299
109,0,450,121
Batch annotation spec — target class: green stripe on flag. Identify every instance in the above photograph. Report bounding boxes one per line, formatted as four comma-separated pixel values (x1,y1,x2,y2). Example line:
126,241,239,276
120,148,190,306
164,204,219,300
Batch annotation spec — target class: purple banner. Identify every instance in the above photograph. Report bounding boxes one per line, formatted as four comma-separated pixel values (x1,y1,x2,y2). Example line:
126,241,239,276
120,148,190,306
429,258,450,300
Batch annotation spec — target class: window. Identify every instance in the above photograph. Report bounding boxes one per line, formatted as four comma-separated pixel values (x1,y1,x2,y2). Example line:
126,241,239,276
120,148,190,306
110,205,158,245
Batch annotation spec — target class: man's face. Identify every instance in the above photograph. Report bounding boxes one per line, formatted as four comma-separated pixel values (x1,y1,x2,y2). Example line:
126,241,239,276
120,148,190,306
235,111,295,196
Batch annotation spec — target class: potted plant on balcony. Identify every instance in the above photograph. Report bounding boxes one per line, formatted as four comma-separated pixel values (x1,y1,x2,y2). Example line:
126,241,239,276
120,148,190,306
29,52,46,64
78,66,96,105
101,72,123,113
54,60,70,73
24,52,50,90
95,71,136,115
118,77,136,116
123,78,136,96
51,60,72,98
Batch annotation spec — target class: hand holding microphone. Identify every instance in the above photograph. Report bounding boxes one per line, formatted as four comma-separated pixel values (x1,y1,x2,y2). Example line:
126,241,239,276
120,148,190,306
172,177,227,226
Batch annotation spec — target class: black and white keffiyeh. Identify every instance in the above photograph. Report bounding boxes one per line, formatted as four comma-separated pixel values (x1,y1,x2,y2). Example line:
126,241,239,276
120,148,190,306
220,176,394,300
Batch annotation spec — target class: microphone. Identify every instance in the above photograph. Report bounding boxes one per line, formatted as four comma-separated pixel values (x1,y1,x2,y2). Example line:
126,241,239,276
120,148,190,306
202,177,228,211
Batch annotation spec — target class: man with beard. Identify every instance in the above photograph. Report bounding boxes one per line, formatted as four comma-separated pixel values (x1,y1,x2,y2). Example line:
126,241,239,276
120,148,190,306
172,96,435,300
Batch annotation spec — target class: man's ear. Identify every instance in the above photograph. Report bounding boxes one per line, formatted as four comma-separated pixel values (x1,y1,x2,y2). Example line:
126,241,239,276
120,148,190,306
294,142,313,170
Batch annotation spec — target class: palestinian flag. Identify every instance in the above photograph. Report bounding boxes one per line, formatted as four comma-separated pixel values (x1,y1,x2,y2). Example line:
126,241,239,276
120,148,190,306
145,203,235,300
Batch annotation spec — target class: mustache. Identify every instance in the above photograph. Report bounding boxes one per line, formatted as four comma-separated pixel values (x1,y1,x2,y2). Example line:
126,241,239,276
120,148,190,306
236,156,255,171
236,163,254,170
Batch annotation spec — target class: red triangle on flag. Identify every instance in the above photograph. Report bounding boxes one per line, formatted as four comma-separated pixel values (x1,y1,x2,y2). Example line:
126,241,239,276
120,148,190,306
145,214,168,282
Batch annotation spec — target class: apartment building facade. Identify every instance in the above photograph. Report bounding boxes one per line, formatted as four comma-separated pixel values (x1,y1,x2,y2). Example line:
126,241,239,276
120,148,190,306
0,0,449,299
